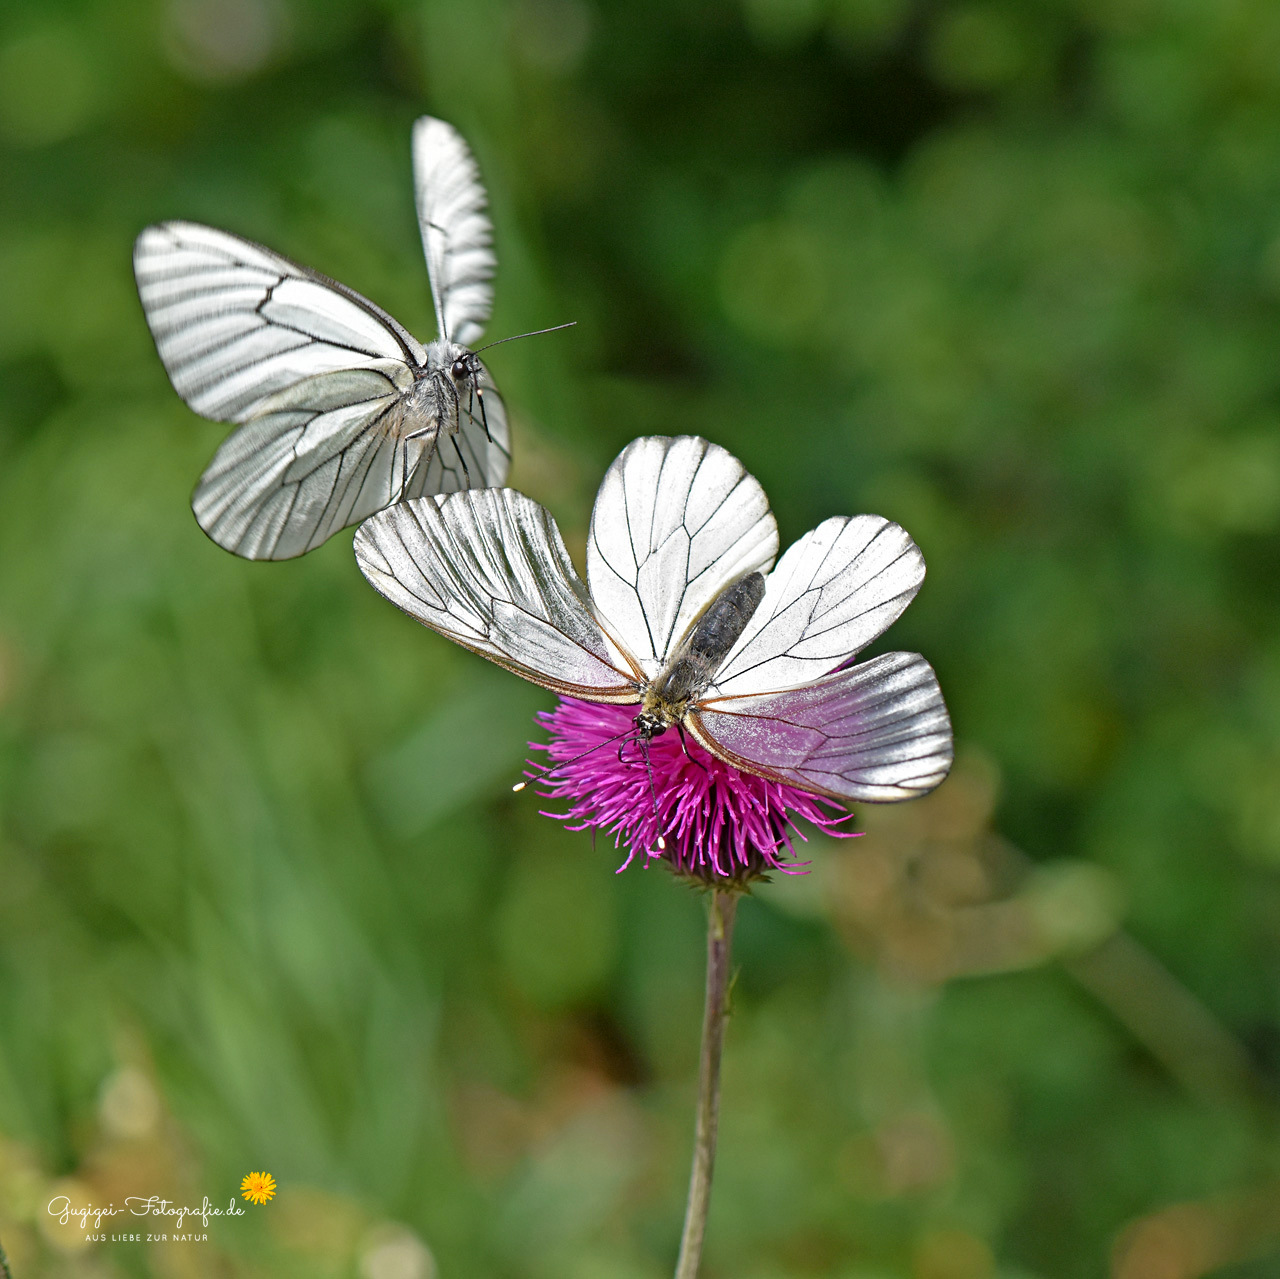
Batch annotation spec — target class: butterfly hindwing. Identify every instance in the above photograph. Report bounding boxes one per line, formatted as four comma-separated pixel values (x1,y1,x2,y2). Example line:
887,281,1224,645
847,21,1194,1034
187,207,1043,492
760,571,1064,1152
191,366,428,560
692,651,953,802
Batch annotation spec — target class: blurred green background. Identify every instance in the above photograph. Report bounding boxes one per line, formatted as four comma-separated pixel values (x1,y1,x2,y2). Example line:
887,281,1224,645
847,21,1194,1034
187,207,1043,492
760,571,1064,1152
4,0,1280,1276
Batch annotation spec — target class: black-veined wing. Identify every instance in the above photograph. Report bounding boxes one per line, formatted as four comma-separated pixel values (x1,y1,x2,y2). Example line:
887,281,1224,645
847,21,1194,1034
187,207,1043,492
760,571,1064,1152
585,436,779,679
354,490,641,700
135,220,425,420
413,116,495,348
692,651,953,802
135,220,434,559
712,515,926,696
190,367,430,560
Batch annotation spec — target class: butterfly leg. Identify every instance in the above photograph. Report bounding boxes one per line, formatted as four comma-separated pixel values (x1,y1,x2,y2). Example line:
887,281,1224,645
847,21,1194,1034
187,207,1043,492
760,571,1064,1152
471,377,495,446
636,738,670,854
451,434,472,487
676,722,710,774
400,425,439,494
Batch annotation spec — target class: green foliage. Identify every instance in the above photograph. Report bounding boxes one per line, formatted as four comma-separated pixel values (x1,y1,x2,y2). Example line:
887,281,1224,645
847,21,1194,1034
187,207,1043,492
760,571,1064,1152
2,0,1280,1275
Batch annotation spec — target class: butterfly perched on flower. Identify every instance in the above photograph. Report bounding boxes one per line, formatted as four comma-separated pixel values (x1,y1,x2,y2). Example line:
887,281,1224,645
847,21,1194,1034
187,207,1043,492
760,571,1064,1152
134,117,509,560
353,435,952,835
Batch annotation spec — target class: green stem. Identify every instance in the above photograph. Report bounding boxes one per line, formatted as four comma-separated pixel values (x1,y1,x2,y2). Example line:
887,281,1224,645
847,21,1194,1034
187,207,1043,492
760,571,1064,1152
674,888,738,1279
0,1233,13,1279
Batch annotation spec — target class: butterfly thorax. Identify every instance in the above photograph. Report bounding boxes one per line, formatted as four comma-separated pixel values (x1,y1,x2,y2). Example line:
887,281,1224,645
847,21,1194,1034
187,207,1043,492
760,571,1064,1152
636,572,766,740
404,339,477,436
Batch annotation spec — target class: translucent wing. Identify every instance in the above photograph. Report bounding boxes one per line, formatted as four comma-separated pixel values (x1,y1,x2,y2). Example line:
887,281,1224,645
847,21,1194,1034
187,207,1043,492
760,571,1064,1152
405,356,510,497
691,651,952,802
191,369,430,559
134,220,425,422
413,116,495,348
135,220,435,559
354,490,641,700
586,436,779,677
712,516,925,695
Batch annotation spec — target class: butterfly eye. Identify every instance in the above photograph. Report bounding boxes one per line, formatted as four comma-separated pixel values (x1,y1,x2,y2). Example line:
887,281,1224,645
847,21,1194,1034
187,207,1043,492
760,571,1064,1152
450,357,470,381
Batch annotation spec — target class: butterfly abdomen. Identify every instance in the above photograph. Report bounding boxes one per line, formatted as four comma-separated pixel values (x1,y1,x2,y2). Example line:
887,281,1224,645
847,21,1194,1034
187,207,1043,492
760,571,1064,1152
651,572,766,709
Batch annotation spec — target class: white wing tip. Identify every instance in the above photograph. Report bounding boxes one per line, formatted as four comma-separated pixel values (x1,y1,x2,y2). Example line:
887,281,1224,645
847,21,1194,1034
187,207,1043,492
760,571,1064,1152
413,114,459,142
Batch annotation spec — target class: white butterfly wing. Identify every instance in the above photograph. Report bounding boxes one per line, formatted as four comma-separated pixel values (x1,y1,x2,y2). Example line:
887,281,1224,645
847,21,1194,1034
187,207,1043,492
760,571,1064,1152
135,220,425,421
135,220,438,559
712,516,926,695
354,490,640,700
413,116,495,348
586,436,779,676
405,356,510,497
191,367,434,560
692,651,953,802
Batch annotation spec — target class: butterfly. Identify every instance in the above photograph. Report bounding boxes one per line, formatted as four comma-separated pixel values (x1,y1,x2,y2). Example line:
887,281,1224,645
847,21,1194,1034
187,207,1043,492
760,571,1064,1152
133,116,510,560
352,435,953,804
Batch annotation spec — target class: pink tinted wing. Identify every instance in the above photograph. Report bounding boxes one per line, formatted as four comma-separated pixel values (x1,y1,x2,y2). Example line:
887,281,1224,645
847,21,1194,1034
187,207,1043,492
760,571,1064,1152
690,652,952,802
355,489,641,701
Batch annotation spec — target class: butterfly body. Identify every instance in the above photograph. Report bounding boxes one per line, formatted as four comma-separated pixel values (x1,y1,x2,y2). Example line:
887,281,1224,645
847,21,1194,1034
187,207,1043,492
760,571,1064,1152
402,341,488,449
638,572,767,738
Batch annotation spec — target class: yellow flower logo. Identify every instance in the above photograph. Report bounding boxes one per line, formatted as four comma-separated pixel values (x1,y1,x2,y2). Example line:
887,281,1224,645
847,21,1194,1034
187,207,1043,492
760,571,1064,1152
240,1171,276,1205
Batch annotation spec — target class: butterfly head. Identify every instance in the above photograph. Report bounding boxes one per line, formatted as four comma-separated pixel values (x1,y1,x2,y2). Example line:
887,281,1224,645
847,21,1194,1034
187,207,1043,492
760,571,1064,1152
635,707,669,741
448,349,481,384
636,680,693,740
421,339,478,384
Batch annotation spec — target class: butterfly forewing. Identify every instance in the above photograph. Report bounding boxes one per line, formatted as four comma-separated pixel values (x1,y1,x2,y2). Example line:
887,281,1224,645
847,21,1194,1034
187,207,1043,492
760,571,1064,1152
712,515,926,696
586,436,778,675
135,222,424,425
413,116,495,347
355,491,640,700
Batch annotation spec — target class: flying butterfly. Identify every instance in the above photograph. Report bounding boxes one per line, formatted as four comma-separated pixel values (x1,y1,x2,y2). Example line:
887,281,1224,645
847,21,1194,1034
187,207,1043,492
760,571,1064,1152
134,116,513,560
353,435,953,806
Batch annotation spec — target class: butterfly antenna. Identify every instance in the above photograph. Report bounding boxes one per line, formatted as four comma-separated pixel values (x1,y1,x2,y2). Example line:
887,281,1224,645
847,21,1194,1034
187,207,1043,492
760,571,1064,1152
471,322,577,356
511,725,638,793
638,737,667,853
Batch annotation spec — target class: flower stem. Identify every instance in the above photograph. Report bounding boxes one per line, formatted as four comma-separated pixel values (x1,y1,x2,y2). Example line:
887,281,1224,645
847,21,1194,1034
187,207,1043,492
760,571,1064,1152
0,1234,12,1279
674,887,738,1279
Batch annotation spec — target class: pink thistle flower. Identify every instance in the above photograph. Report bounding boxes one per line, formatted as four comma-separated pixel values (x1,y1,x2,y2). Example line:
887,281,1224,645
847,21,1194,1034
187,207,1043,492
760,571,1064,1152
530,698,852,881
